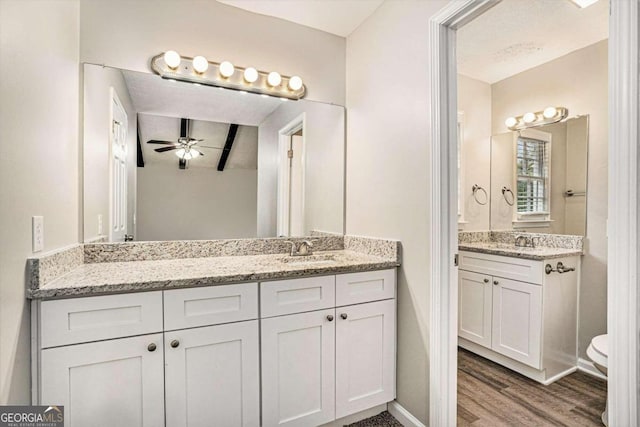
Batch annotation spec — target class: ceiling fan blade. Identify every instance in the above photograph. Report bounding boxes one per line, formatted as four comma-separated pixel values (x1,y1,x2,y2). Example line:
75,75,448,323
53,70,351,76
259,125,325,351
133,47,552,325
155,146,179,153
147,140,177,145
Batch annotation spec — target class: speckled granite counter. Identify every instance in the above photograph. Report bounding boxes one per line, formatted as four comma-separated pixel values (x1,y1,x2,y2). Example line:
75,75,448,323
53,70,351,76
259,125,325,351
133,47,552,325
27,235,401,299
458,231,583,260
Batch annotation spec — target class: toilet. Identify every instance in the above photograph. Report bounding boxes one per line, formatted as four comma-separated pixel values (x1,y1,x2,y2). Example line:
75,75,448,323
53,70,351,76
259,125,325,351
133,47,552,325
587,334,608,426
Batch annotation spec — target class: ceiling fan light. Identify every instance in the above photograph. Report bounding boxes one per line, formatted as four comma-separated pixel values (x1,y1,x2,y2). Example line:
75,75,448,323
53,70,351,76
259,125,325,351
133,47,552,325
164,50,181,69
175,148,186,158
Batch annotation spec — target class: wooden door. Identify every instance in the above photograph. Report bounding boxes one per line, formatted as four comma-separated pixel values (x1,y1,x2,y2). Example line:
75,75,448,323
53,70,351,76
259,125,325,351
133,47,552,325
164,321,260,427
40,333,164,427
261,309,335,427
335,299,395,419
458,270,493,348
491,277,542,368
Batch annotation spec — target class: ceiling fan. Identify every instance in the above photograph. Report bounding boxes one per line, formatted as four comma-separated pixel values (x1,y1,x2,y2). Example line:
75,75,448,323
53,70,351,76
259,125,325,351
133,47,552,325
146,118,220,169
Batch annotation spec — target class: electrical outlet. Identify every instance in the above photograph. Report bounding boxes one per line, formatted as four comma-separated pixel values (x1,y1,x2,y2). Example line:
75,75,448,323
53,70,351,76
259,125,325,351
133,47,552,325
98,214,103,235
32,216,44,252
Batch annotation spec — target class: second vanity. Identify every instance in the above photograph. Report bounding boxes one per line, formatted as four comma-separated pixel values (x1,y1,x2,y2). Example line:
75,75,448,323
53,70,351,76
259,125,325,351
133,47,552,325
28,235,400,427
457,231,583,385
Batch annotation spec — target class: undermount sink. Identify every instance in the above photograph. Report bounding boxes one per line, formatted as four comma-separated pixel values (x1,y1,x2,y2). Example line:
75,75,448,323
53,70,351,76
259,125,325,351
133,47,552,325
281,254,338,266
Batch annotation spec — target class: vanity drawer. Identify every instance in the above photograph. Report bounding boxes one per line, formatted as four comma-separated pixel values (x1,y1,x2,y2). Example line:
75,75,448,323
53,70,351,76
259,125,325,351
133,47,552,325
260,276,335,318
459,251,543,285
164,283,258,330
336,269,396,306
40,291,163,348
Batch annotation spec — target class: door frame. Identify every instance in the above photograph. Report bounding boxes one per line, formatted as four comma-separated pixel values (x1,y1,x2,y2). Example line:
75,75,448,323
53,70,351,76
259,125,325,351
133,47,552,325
428,1,639,426
276,113,306,237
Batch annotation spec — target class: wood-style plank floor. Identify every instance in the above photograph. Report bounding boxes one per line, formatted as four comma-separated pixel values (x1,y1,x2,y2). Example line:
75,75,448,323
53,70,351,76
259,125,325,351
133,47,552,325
458,348,607,426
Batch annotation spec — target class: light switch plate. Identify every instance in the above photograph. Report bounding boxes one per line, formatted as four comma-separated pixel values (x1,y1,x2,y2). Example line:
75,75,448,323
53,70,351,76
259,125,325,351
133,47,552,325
32,216,44,252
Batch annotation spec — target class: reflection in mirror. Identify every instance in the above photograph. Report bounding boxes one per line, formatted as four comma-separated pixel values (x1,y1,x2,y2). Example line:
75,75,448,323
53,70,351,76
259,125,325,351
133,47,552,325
82,64,345,242
490,115,589,235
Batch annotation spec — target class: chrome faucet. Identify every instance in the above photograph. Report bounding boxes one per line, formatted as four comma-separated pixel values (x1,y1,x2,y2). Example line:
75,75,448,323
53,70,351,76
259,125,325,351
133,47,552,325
514,235,535,248
286,240,314,256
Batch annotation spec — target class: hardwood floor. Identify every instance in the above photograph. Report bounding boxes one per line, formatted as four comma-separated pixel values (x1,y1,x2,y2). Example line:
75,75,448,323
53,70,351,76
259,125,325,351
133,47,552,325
458,348,607,426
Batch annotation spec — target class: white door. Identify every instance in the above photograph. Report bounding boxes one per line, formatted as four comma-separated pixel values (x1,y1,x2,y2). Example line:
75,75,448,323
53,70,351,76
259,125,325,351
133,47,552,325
261,309,335,427
110,88,128,242
164,321,260,427
40,333,164,427
491,277,542,368
288,134,304,236
458,270,493,348
335,299,396,419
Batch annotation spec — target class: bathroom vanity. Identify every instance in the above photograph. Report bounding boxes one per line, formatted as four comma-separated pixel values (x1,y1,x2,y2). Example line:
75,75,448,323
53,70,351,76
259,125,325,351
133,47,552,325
457,232,583,384
28,236,399,427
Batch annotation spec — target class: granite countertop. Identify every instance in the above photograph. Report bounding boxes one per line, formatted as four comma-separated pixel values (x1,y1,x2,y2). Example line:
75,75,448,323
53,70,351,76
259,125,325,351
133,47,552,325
28,250,399,299
458,241,583,260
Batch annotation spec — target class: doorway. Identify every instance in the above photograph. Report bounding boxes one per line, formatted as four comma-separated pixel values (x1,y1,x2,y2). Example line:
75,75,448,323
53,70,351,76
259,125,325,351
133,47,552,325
428,1,639,426
109,88,128,242
277,114,306,237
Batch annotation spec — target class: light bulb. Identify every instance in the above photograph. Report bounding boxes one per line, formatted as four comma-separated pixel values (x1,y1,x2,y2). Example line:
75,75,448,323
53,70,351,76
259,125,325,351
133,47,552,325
164,50,181,69
523,112,537,124
192,56,208,73
543,107,558,119
288,76,303,91
505,117,518,128
175,148,186,158
186,149,201,160
267,71,282,87
219,61,235,78
243,67,259,83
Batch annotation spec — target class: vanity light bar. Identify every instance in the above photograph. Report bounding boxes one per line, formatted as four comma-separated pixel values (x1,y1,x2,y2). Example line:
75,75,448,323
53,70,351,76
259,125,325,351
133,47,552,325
150,51,306,100
504,107,568,131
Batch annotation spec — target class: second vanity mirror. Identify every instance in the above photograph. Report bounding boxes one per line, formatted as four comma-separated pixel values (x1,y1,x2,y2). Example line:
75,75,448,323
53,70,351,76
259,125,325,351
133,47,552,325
82,64,345,242
460,114,589,236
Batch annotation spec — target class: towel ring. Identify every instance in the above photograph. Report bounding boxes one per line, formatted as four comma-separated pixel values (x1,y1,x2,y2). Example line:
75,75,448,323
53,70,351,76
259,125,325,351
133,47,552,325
502,186,515,206
472,184,488,205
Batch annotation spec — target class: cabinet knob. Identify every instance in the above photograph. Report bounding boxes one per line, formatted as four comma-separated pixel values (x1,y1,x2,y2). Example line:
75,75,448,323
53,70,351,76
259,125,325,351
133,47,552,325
483,278,489,283
340,313,348,320
147,343,157,352
170,339,180,348
493,280,499,285
326,314,334,322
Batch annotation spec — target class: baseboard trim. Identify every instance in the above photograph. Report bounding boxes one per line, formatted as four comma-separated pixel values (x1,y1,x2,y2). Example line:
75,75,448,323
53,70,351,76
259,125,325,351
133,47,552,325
387,401,426,427
578,357,608,381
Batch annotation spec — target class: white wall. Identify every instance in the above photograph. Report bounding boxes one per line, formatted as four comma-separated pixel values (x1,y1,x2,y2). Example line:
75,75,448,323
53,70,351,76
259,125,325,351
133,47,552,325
457,75,492,230
79,0,345,106
136,164,257,241
83,64,137,242
0,0,79,403
346,1,448,423
491,40,608,358
258,100,345,237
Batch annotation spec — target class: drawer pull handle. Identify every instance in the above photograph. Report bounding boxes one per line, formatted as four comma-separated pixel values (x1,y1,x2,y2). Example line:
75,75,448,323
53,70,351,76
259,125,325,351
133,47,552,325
483,278,489,283
147,343,157,352
340,313,348,320
170,340,180,348
326,314,334,322
493,280,499,285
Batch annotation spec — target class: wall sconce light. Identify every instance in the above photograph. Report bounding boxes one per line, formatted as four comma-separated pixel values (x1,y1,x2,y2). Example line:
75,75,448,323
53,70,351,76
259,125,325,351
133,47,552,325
151,51,306,100
504,106,568,131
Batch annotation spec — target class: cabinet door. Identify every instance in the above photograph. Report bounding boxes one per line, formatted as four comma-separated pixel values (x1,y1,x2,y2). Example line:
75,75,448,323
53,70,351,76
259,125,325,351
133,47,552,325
40,333,164,427
165,321,259,427
335,299,395,419
261,309,335,427
458,270,493,347
491,278,542,368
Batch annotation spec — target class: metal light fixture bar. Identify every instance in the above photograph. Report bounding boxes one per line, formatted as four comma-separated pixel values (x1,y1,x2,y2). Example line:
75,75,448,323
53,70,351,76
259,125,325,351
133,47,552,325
505,107,569,131
150,52,306,100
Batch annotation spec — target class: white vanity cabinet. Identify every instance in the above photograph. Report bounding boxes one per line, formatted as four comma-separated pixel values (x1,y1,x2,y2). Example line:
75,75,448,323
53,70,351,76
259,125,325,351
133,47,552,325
458,250,579,384
260,270,396,427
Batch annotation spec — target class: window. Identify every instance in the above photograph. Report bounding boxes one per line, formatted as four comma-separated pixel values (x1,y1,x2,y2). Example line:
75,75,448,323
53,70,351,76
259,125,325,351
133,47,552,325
516,135,550,215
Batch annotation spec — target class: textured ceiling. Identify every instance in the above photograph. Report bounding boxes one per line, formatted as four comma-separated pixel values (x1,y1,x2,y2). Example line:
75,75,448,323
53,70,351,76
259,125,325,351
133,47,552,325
457,0,608,84
122,70,283,126
138,114,258,169
217,0,383,37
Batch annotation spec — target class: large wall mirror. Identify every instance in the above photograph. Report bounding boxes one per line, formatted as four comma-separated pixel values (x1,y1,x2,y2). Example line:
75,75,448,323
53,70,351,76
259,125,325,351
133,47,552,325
82,64,345,242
